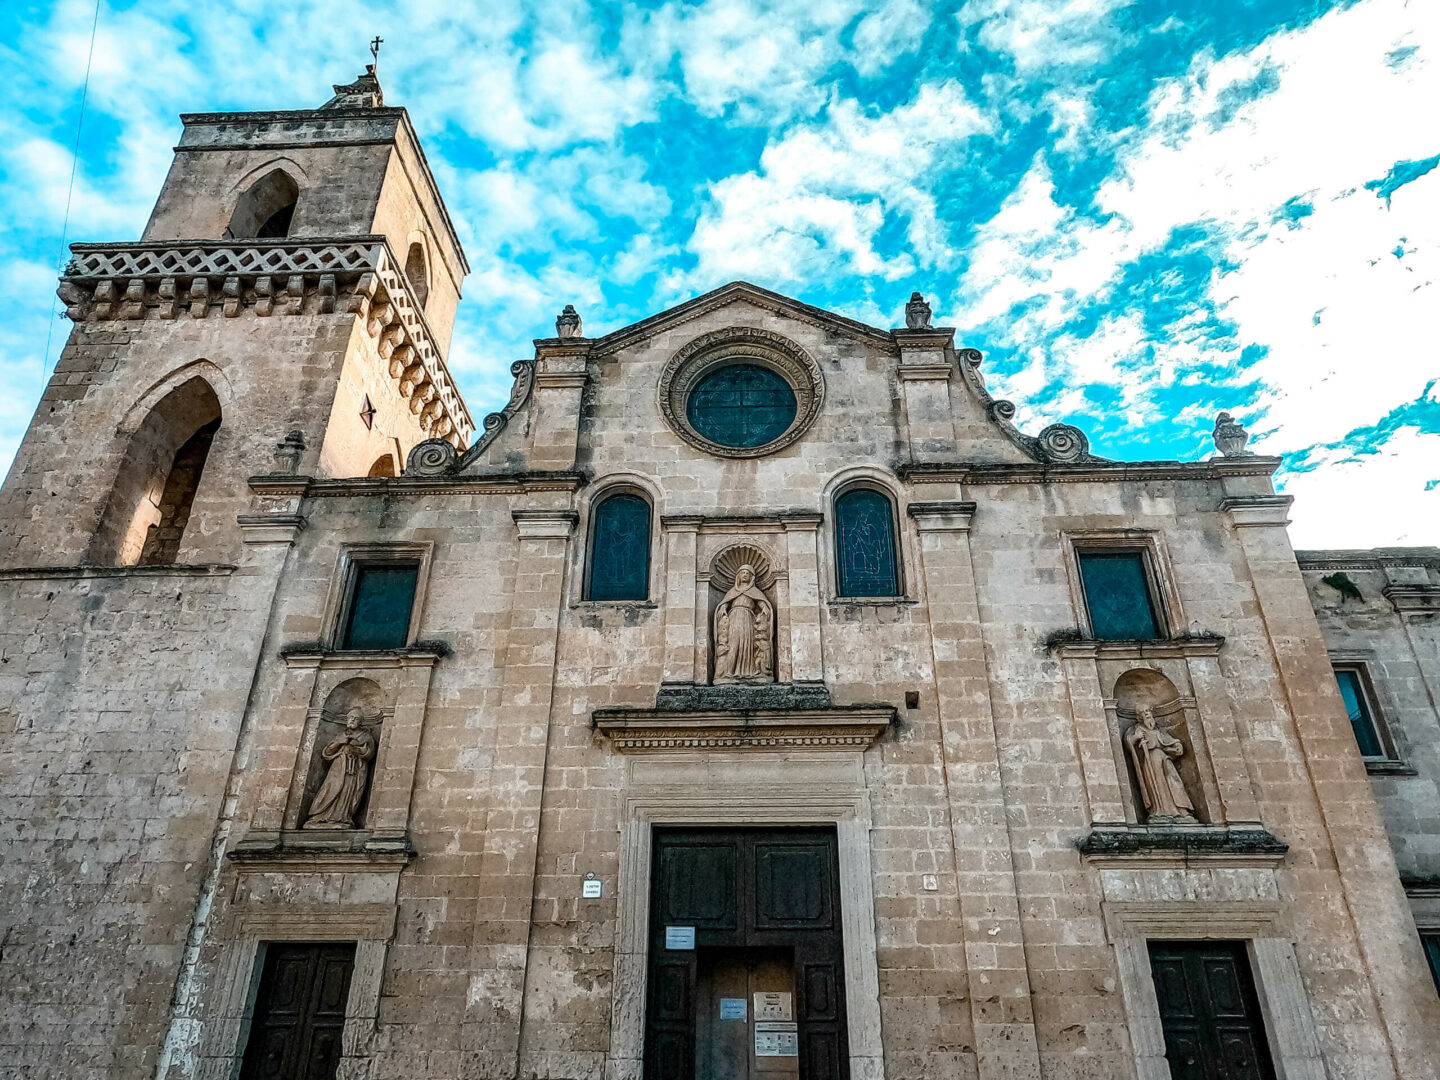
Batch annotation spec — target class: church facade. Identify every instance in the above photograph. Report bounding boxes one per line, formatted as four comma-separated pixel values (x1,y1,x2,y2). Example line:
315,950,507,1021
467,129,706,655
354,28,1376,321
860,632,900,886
1,69,1439,1080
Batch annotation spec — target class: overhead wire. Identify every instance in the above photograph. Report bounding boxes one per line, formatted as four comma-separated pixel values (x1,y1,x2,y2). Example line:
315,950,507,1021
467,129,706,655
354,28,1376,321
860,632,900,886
42,0,103,379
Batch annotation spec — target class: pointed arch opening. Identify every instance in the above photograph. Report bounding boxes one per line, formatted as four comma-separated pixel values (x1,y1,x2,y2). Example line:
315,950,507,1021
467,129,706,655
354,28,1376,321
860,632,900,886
94,376,223,566
404,242,429,308
226,168,299,239
367,454,397,478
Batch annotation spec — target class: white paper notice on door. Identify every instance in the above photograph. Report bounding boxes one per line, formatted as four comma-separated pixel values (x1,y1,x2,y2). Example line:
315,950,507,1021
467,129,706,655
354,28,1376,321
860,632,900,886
752,991,793,1021
754,1025,799,1057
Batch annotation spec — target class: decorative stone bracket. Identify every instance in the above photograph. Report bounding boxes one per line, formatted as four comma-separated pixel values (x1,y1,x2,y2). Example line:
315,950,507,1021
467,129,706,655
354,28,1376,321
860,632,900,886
592,705,895,752
57,235,473,447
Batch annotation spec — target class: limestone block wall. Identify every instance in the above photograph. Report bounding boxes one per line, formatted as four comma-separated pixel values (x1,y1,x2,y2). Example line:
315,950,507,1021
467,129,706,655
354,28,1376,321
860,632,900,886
1300,549,1440,883
0,547,287,1079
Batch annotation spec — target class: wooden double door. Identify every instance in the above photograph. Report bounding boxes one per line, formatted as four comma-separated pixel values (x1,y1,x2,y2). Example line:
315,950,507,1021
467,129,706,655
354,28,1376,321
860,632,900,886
1149,941,1277,1080
240,942,355,1080
646,827,849,1080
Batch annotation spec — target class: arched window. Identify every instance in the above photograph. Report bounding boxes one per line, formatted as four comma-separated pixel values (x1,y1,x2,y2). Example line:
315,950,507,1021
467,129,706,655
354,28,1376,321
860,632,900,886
404,242,429,308
226,169,299,239
834,487,900,598
587,491,652,601
93,376,223,566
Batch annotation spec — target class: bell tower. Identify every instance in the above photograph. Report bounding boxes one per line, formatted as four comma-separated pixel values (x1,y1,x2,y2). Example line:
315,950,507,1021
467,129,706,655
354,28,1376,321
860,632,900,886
0,66,472,567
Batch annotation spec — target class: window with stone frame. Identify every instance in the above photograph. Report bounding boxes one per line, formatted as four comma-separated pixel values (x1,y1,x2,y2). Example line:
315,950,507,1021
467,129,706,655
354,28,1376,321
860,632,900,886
834,486,901,598
338,561,420,650
1077,549,1163,640
1422,933,1440,995
586,491,652,601
1332,663,1391,760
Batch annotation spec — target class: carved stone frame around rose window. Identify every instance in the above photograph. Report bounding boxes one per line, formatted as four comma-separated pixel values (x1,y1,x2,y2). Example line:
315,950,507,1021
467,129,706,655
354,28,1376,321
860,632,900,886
657,326,825,458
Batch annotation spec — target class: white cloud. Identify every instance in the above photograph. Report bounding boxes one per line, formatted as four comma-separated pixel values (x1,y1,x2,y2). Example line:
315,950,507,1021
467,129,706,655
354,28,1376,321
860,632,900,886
686,81,989,286
959,0,1136,72
957,0,1440,545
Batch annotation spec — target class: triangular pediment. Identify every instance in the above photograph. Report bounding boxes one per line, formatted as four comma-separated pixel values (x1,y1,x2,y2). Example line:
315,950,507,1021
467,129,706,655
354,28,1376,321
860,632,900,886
589,281,897,358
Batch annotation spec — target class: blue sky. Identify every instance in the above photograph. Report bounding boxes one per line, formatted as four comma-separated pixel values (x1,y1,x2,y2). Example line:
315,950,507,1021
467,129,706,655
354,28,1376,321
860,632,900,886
1,0,1435,547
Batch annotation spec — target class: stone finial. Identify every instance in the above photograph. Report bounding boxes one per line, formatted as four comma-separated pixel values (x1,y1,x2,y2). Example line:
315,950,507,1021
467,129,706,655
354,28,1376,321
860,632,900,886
904,292,933,330
322,65,384,110
1212,411,1252,457
273,430,306,475
556,304,583,339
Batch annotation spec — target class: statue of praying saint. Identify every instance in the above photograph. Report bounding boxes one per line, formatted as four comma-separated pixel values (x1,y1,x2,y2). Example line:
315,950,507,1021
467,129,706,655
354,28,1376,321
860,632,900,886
713,564,774,684
1124,707,1197,823
303,707,377,829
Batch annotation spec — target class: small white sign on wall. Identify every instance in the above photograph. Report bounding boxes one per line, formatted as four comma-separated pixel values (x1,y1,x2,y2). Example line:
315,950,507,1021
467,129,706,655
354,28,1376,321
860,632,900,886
719,998,747,1020
664,925,695,950
755,1022,799,1057
581,877,602,899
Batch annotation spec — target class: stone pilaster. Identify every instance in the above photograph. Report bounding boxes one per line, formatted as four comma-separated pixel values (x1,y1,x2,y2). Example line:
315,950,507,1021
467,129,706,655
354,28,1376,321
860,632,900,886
909,501,1042,1080
1223,495,1440,1079
528,340,590,470
660,516,701,686
781,513,824,685
895,328,957,462
464,507,577,1074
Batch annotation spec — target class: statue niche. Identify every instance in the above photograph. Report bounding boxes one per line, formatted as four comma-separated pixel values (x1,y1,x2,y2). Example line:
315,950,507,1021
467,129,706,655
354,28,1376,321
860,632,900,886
1114,669,1203,825
301,679,383,830
710,545,776,685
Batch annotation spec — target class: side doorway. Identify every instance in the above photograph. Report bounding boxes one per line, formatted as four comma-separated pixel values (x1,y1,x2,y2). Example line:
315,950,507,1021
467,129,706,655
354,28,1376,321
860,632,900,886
1148,941,1277,1080
645,827,848,1080
239,942,356,1080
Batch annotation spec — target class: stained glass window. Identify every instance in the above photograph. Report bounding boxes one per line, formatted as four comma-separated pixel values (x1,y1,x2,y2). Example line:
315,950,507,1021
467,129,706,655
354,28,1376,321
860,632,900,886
341,562,419,650
835,488,900,597
1077,551,1160,640
686,364,797,449
1334,667,1385,758
588,492,651,601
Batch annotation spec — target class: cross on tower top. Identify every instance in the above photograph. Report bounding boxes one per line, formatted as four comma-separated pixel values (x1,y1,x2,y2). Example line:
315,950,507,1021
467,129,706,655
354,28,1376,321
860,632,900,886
370,36,383,66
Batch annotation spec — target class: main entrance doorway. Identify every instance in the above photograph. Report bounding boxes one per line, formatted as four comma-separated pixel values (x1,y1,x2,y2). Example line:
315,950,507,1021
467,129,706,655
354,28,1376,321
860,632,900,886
1148,941,1277,1080
645,827,849,1080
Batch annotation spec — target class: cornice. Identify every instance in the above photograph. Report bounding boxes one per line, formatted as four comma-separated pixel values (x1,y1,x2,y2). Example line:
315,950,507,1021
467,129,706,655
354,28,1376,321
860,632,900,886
592,705,895,753
250,470,587,498
1295,547,1440,572
1049,635,1225,660
899,457,1283,484
590,280,899,357
0,563,236,580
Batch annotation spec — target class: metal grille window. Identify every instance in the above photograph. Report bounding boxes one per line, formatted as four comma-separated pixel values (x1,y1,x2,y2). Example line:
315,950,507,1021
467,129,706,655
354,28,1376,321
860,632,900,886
686,364,797,449
1077,551,1161,640
835,488,899,597
1333,666,1386,758
588,493,651,601
340,562,419,650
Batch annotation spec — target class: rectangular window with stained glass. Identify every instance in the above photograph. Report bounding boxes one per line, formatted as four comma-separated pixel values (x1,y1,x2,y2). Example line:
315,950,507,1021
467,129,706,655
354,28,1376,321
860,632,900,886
341,562,420,650
1333,665,1386,758
1077,550,1161,640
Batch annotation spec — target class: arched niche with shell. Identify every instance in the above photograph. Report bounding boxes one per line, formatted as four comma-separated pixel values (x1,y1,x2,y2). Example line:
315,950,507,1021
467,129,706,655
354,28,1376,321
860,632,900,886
300,677,386,830
709,543,778,686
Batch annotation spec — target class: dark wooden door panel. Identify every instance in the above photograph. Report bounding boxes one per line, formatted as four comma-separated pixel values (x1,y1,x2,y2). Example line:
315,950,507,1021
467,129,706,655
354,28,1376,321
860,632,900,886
1148,941,1276,1080
646,828,848,1080
241,943,356,1080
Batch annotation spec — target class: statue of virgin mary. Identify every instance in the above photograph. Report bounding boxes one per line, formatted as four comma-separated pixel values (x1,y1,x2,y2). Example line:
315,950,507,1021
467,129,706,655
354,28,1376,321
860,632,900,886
713,564,774,684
